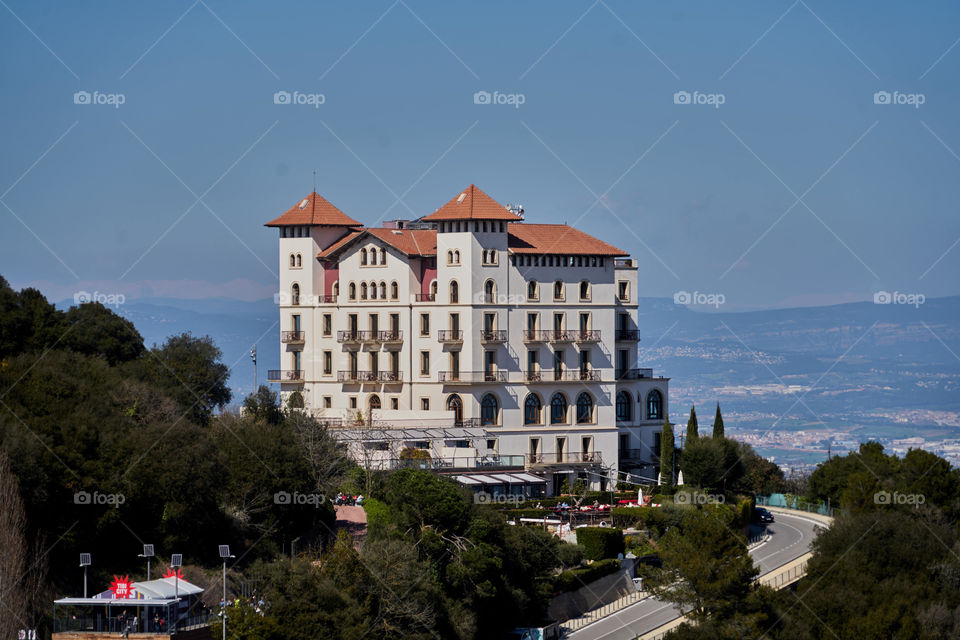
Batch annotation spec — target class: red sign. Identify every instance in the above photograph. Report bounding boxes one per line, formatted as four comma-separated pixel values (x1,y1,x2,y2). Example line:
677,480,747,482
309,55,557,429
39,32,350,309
163,567,183,579
110,575,133,599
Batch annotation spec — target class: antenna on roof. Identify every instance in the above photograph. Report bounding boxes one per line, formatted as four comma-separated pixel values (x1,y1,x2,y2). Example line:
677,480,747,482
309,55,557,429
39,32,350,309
313,169,317,193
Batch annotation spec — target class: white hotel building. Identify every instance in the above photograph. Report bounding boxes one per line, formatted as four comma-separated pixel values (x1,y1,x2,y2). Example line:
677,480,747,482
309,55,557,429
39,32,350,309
266,185,668,494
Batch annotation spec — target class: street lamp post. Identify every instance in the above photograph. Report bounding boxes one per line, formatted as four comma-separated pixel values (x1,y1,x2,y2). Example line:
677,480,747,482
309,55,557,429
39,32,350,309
138,544,154,581
218,546,235,640
170,554,182,631
79,554,91,598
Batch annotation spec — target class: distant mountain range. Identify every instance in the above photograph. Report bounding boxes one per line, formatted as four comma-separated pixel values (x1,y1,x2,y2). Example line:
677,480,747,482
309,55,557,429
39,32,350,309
58,295,960,468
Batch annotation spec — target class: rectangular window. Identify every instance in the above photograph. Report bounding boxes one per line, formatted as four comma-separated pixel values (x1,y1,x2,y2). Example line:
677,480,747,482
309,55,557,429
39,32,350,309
348,314,358,332
292,314,301,332
449,312,460,333
527,312,538,332
553,313,564,332
420,351,430,376
450,351,460,376
618,312,628,332
421,398,430,411
349,396,357,409
349,351,358,375
389,313,400,332
579,313,590,332
323,351,332,375
527,349,538,374
391,397,399,410
484,350,495,374
390,351,399,375
322,313,332,336
369,313,379,333
370,351,379,375
554,350,564,376
486,439,497,451
323,396,332,409
484,312,496,332
420,313,430,336
617,349,628,377
580,349,591,373
618,281,629,301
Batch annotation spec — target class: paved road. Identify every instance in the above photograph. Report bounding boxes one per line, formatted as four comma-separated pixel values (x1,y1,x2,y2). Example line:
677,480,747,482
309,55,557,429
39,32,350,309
567,511,825,640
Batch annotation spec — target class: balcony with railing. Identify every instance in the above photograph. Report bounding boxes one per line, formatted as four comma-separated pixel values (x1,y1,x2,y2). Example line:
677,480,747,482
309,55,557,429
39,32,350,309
378,371,403,383
268,369,304,383
616,368,654,380
317,294,337,303
526,452,603,466
616,329,641,341
575,330,601,343
438,370,509,384
415,293,436,302
337,370,380,383
614,258,636,269
549,330,575,343
522,330,550,342
479,329,507,343
527,370,602,382
281,330,305,344
379,330,403,343
337,330,380,344
437,330,463,343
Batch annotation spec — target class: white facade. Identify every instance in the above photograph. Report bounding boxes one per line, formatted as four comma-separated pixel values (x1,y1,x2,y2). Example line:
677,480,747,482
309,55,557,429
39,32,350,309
268,191,669,493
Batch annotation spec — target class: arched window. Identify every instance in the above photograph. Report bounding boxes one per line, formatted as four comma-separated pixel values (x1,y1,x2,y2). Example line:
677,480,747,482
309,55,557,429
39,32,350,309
369,395,381,410
333,281,340,298
447,394,463,425
348,282,356,300
580,281,590,300
550,393,567,424
430,280,438,296
616,390,631,422
447,250,454,265
528,280,538,300
449,280,459,303
454,250,460,263
296,254,302,267
360,282,368,299
390,281,398,300
380,248,387,265
576,392,594,424
484,279,495,302
379,281,387,299
480,394,498,426
369,281,377,299
289,254,296,267
360,248,368,265
291,283,300,305
647,390,663,420
554,280,564,300
524,394,542,425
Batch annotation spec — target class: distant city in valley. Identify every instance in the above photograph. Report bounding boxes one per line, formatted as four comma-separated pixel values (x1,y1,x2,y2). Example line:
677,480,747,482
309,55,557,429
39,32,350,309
59,292,960,472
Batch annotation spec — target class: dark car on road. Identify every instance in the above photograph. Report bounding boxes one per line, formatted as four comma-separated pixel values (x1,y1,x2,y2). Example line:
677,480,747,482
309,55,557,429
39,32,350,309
754,507,775,523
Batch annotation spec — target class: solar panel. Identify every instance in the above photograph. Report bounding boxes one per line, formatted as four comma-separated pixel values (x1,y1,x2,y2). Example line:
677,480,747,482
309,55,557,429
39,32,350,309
142,544,154,557
79,553,91,567
170,554,182,568
218,545,231,559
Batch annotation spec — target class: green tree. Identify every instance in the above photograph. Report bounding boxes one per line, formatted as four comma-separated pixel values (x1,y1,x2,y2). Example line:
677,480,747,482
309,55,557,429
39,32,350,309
713,403,724,438
128,332,231,425
660,417,675,486
61,301,145,365
654,508,759,622
681,436,726,489
730,440,785,495
242,385,283,425
686,405,699,444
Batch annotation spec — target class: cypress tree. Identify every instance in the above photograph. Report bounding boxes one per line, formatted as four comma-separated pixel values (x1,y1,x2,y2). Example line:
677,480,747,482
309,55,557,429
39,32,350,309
713,403,725,439
660,416,674,487
686,405,699,444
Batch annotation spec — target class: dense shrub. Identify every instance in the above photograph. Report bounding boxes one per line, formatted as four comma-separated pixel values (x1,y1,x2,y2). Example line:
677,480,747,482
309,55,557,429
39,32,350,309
554,558,621,593
575,527,625,560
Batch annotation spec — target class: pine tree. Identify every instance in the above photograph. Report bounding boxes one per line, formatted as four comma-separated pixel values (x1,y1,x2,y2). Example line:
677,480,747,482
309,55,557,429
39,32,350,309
660,416,675,487
713,403,725,439
686,405,699,444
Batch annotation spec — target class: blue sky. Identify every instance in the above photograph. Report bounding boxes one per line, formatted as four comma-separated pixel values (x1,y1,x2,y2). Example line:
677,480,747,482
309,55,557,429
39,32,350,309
2,0,959,309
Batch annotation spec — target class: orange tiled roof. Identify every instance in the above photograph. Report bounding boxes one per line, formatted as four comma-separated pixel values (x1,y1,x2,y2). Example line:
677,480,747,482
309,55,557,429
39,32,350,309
421,184,522,222
507,223,628,256
367,228,438,257
265,192,363,227
317,229,365,258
